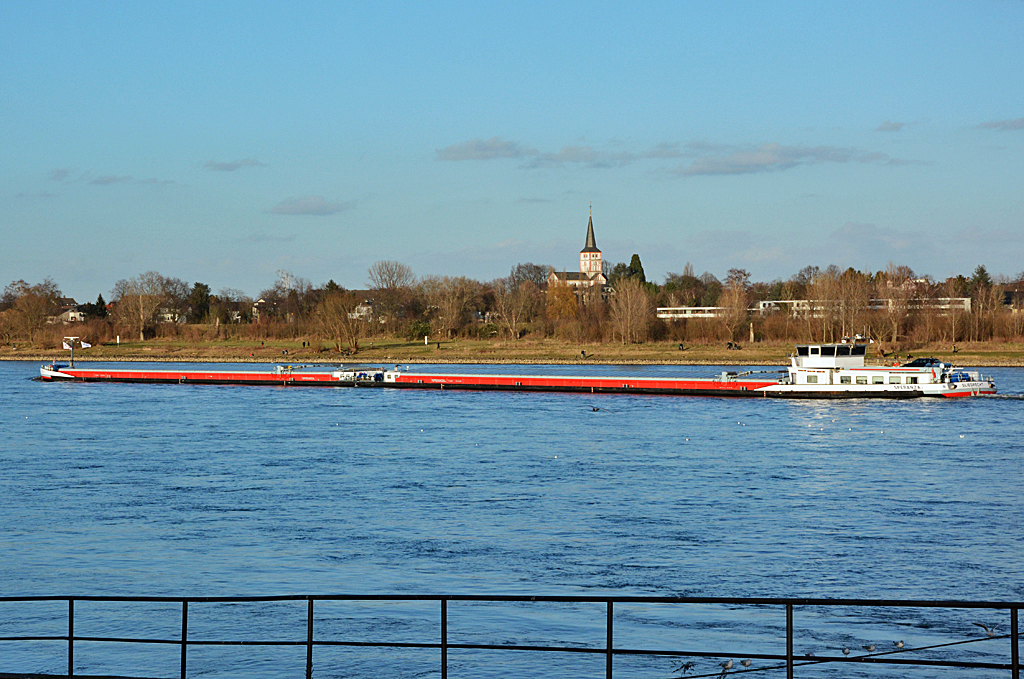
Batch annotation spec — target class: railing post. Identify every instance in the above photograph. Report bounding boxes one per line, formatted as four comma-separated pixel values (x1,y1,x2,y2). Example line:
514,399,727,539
606,600,613,679
180,601,188,679
68,598,74,678
440,599,447,679
786,603,793,679
1012,606,1019,679
306,598,314,679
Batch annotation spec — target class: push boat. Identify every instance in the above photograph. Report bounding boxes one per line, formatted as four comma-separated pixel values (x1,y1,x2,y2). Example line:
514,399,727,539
39,343,995,398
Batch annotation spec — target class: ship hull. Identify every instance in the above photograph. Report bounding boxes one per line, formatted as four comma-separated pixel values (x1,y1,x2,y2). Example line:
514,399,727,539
37,365,995,398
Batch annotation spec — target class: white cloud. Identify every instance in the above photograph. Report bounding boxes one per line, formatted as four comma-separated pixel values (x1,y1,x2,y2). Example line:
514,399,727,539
77,172,176,186
976,117,1024,131
673,143,911,176
876,120,906,132
435,137,535,161
435,137,911,175
205,158,267,171
246,232,298,243
267,196,355,216
89,175,135,185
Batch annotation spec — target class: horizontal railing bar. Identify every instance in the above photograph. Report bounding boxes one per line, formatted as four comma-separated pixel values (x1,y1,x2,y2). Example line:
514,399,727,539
447,643,604,654
304,640,440,649
621,632,1011,660
5,628,1008,651
4,633,1010,669
68,636,182,645
784,656,1012,670
2,594,1021,608
839,658,1012,670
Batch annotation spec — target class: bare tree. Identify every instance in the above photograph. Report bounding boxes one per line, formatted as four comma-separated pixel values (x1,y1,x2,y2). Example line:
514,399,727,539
545,280,578,323
721,269,751,340
609,277,652,344
805,266,843,342
368,260,415,290
509,263,552,288
316,290,364,353
879,263,915,345
491,276,540,339
111,272,170,341
2,278,62,341
419,276,482,339
259,270,315,324
368,261,415,332
837,268,872,339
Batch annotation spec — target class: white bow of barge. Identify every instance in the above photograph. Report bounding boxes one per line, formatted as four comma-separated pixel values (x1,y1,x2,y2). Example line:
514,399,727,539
39,343,996,398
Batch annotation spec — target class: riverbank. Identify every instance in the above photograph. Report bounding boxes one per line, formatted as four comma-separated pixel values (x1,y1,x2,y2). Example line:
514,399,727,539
5,338,1024,365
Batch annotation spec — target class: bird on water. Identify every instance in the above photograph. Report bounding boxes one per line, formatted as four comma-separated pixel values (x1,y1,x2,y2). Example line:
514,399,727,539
974,622,998,637
672,659,695,674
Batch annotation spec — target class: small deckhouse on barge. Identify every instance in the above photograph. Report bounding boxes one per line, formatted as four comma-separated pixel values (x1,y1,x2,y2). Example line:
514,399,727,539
39,344,995,399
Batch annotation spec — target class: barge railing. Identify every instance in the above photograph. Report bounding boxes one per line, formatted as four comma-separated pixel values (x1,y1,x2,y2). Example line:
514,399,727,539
0,595,1019,678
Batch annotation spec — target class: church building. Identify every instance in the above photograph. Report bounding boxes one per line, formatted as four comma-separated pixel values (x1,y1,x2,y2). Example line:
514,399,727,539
547,211,609,290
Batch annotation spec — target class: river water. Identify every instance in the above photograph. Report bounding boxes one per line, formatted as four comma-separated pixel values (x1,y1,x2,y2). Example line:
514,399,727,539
1,361,1022,678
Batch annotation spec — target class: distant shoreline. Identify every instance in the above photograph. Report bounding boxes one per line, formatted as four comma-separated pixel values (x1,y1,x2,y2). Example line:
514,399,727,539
5,354,1023,367
6,338,1024,367
4,354,790,366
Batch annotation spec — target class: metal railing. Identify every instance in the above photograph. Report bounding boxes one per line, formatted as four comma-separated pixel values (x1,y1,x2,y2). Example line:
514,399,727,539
0,595,1019,678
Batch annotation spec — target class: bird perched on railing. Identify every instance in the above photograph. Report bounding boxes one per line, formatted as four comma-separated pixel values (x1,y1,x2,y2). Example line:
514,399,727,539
862,644,876,652
893,640,905,650
717,659,733,678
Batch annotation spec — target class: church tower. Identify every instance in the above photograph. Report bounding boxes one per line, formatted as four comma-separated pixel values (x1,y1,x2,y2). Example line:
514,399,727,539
579,206,602,276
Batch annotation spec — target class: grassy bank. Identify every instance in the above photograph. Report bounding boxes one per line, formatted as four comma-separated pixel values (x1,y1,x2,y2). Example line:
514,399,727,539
4,338,1024,366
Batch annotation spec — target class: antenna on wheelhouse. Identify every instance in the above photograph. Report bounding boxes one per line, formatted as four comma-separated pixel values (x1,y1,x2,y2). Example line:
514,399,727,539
64,336,79,367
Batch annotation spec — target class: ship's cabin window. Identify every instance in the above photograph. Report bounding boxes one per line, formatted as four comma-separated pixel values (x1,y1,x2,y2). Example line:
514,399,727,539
873,375,884,384
851,345,867,356
797,346,809,356
840,376,851,384
908,377,918,384
820,346,836,356
806,375,818,384
856,376,868,385
889,376,902,384
810,347,820,355
836,345,852,356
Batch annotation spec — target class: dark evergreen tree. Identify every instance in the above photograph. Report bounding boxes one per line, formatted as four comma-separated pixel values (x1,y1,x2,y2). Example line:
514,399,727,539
188,282,211,323
628,254,646,283
971,265,992,292
81,293,108,319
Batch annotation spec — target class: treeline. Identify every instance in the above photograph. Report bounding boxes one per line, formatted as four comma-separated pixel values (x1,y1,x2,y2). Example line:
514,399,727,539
2,259,1023,352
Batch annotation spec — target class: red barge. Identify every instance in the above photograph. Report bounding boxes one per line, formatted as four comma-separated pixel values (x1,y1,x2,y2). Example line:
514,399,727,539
39,343,996,399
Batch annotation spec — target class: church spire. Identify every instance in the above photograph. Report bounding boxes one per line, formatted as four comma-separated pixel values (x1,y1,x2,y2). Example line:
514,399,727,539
579,205,602,276
582,206,599,253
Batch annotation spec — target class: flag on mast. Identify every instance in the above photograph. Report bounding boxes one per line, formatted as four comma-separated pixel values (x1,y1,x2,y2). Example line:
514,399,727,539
63,341,72,350
80,341,92,348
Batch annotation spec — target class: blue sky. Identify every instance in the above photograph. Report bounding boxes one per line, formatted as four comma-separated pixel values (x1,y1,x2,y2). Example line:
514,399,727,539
2,1,1023,300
